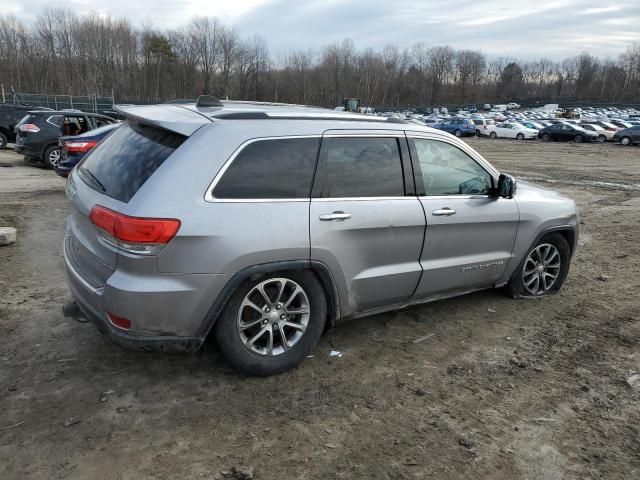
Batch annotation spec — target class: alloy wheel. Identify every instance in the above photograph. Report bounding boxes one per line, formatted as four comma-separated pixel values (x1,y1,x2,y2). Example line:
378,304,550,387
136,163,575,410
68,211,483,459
237,278,310,356
49,149,61,167
522,243,561,295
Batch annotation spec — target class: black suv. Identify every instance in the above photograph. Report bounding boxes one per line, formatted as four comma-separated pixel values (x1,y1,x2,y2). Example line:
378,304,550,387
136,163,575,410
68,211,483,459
14,110,116,168
0,104,51,149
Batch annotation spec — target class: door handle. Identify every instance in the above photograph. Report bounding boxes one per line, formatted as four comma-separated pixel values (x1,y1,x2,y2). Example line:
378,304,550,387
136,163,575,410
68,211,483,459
319,211,352,221
432,208,456,216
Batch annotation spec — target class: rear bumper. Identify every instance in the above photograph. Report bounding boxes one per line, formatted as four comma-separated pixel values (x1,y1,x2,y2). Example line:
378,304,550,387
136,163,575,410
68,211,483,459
63,236,228,354
14,143,40,158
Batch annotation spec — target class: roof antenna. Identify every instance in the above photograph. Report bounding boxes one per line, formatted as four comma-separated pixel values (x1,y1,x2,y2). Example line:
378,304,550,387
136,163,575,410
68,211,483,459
196,95,224,108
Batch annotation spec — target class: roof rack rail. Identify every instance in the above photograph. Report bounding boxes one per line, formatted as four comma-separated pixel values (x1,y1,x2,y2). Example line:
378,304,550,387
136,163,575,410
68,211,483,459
196,95,224,108
213,111,407,124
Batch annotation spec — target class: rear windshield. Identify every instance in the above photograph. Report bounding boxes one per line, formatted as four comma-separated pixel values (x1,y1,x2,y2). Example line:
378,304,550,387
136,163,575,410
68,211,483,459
77,122,185,203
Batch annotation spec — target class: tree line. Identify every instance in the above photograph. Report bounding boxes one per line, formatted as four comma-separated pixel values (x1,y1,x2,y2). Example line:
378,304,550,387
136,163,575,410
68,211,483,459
1,8,640,108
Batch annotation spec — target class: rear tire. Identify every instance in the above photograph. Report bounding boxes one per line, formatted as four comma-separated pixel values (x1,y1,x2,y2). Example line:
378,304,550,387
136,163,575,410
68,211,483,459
621,136,631,146
475,129,481,137
489,131,497,139
215,271,327,376
43,145,61,169
598,135,607,143
507,233,570,298
574,135,583,143
0,132,7,150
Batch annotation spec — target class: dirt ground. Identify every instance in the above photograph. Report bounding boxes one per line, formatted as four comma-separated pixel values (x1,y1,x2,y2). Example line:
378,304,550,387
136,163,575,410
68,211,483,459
1,138,639,480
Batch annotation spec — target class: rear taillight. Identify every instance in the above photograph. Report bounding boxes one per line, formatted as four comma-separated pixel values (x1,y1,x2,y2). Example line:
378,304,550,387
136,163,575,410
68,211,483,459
19,123,40,133
89,205,180,255
65,140,97,153
107,312,131,330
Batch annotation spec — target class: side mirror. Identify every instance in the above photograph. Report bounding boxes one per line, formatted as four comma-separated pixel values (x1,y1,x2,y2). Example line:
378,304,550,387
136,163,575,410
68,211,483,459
496,173,517,198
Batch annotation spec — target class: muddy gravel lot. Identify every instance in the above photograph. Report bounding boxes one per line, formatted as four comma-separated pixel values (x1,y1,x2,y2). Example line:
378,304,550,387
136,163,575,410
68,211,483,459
1,139,639,479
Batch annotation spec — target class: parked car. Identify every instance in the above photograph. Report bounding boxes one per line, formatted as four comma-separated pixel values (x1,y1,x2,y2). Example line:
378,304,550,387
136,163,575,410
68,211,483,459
0,104,51,149
613,126,640,146
538,123,598,143
62,97,579,376
609,120,632,130
432,118,476,137
471,118,497,136
54,123,120,178
490,122,538,140
593,121,620,132
579,123,613,142
14,110,116,168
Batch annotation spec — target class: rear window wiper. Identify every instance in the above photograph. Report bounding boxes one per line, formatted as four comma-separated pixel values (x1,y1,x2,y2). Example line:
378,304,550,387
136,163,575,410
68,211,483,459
79,167,106,193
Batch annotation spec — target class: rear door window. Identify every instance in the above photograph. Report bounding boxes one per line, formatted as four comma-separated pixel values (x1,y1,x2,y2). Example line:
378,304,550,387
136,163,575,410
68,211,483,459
78,122,185,203
63,115,90,135
319,137,405,198
212,137,320,199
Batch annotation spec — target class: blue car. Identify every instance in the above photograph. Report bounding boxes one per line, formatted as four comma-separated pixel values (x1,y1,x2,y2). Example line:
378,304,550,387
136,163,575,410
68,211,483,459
54,123,120,178
432,118,476,137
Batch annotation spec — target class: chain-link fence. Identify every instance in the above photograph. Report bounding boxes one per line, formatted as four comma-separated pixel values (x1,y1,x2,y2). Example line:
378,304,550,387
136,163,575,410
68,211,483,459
1,92,114,113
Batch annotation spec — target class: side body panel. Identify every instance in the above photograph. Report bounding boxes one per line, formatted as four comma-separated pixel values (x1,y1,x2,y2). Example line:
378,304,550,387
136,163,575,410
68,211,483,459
309,130,425,316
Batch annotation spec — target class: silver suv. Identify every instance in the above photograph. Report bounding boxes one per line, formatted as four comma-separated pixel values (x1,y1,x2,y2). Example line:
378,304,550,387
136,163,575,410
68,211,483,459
63,97,578,375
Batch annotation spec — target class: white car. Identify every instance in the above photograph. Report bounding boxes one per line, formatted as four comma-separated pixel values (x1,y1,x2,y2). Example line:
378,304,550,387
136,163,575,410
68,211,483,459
490,122,538,140
471,118,497,136
507,102,521,109
580,123,614,142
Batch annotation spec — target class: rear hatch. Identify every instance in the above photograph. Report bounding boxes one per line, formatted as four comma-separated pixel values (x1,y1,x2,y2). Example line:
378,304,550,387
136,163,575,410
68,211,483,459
66,119,191,287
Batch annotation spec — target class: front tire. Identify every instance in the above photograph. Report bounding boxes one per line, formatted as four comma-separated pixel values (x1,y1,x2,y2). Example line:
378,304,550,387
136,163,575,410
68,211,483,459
574,135,583,143
215,271,327,376
516,133,524,140
454,129,462,137
541,133,551,142
43,145,61,169
508,233,570,298
0,132,7,150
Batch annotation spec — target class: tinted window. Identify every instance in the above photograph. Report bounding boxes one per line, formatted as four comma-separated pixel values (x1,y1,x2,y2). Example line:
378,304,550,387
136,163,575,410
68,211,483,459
412,139,492,196
321,137,404,197
472,120,482,125
78,122,184,203
213,138,319,199
47,115,63,127
93,116,114,128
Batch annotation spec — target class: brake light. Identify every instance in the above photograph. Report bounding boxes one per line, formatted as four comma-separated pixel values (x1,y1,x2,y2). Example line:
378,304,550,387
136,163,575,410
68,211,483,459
89,205,180,255
107,312,131,330
65,140,97,153
19,123,40,133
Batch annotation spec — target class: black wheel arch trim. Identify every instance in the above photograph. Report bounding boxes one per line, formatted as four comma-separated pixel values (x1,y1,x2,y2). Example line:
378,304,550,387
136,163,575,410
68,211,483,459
196,260,341,339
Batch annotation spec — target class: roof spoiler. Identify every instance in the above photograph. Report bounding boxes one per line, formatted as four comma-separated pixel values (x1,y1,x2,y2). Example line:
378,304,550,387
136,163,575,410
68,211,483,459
196,95,224,108
115,104,212,136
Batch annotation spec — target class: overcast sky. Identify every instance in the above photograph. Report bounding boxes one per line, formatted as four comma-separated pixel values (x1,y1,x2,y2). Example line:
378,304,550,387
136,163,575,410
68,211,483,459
2,0,639,59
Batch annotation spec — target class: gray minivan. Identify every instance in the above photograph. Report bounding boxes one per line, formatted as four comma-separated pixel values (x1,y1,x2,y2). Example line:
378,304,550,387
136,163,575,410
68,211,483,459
63,97,579,375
